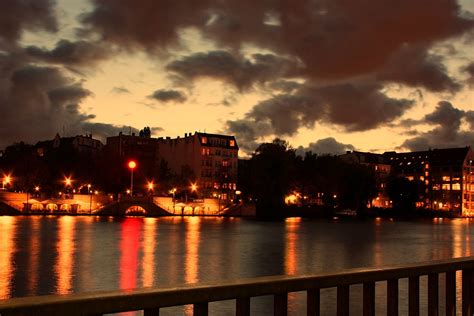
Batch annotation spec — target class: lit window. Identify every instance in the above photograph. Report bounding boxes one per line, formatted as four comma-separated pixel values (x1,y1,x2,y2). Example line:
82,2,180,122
442,176,450,182
452,183,461,190
442,184,450,190
202,137,207,144
406,176,414,181
230,140,235,147
433,184,440,190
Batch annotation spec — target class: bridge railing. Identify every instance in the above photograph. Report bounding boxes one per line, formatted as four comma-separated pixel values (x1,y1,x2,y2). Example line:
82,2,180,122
0,257,473,316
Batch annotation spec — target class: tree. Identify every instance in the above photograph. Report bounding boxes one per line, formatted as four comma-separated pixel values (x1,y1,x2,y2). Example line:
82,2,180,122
251,139,296,218
139,126,151,138
387,176,419,211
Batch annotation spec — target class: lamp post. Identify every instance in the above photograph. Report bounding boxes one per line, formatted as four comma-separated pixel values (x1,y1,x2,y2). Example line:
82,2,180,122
88,184,92,214
128,161,137,196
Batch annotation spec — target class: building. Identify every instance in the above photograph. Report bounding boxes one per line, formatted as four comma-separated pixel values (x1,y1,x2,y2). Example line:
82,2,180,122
106,132,239,199
340,151,391,208
36,133,103,157
384,147,474,216
158,132,239,199
105,132,160,178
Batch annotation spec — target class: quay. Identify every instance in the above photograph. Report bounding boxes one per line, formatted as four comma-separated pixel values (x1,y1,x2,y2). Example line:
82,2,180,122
0,192,250,217
0,257,473,315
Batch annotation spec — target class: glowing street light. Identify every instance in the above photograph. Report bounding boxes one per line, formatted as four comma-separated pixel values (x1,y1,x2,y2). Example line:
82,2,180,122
64,177,72,187
128,160,137,196
34,186,40,192
191,183,198,192
147,181,154,192
2,174,11,189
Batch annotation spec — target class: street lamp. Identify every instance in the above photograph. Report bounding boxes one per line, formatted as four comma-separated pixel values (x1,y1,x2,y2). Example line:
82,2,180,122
2,175,11,190
170,188,177,212
87,184,92,214
128,160,137,196
147,181,154,192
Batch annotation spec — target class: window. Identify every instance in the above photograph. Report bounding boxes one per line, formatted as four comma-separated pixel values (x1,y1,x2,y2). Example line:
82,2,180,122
442,175,451,182
230,140,235,147
222,160,230,167
452,183,461,190
201,137,207,144
442,184,450,190
202,148,210,156
433,184,440,190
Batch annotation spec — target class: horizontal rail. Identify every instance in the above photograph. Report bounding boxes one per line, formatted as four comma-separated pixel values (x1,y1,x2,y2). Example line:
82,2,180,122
1,257,473,315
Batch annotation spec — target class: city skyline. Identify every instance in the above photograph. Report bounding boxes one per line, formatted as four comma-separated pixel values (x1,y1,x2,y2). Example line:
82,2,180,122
1,0,473,156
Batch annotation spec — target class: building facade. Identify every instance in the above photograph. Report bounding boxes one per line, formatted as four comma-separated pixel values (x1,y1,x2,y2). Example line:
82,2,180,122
384,147,474,216
157,132,239,199
106,132,239,199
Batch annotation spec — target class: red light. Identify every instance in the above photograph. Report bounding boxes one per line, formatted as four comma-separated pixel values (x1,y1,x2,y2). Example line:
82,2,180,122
128,161,137,170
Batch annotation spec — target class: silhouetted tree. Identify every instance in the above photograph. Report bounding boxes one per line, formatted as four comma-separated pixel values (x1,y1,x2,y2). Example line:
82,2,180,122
387,176,419,211
251,139,296,218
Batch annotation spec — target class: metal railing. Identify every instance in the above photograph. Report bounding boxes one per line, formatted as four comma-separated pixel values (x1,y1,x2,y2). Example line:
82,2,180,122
0,257,473,316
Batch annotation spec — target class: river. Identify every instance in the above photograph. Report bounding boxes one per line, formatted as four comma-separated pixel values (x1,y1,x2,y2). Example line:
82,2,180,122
0,216,472,314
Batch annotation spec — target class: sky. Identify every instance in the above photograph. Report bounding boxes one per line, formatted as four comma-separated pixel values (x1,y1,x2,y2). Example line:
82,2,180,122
0,0,473,155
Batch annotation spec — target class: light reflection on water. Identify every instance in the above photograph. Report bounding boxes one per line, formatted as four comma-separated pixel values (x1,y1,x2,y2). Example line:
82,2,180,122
0,216,473,314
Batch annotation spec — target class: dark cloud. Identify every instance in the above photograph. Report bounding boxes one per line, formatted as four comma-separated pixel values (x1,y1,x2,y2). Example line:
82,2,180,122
378,45,460,92
401,101,474,150
111,86,131,94
148,89,187,103
80,0,212,51
81,0,473,82
0,56,133,149
462,62,474,86
266,80,302,93
240,82,413,136
0,0,57,44
151,126,164,134
166,51,301,91
296,138,355,156
226,82,413,153
26,40,110,67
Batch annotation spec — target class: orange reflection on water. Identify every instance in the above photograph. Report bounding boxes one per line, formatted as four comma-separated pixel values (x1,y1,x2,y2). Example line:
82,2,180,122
141,218,156,288
185,217,201,284
285,218,301,275
55,216,76,295
450,219,471,258
0,217,16,299
120,218,141,290
27,217,41,294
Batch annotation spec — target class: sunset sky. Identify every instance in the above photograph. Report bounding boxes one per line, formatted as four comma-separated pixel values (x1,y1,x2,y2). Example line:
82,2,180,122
1,0,473,155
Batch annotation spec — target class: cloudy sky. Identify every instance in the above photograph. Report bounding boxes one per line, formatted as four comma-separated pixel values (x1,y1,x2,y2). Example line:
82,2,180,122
1,0,473,155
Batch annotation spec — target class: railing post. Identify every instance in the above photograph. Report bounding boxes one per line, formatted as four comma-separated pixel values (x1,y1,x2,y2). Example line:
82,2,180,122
144,307,160,316
428,273,439,316
387,279,398,316
274,293,288,316
307,288,320,316
236,297,250,316
363,282,375,316
408,276,419,316
194,302,208,316
445,271,456,316
337,284,349,316
462,269,473,316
